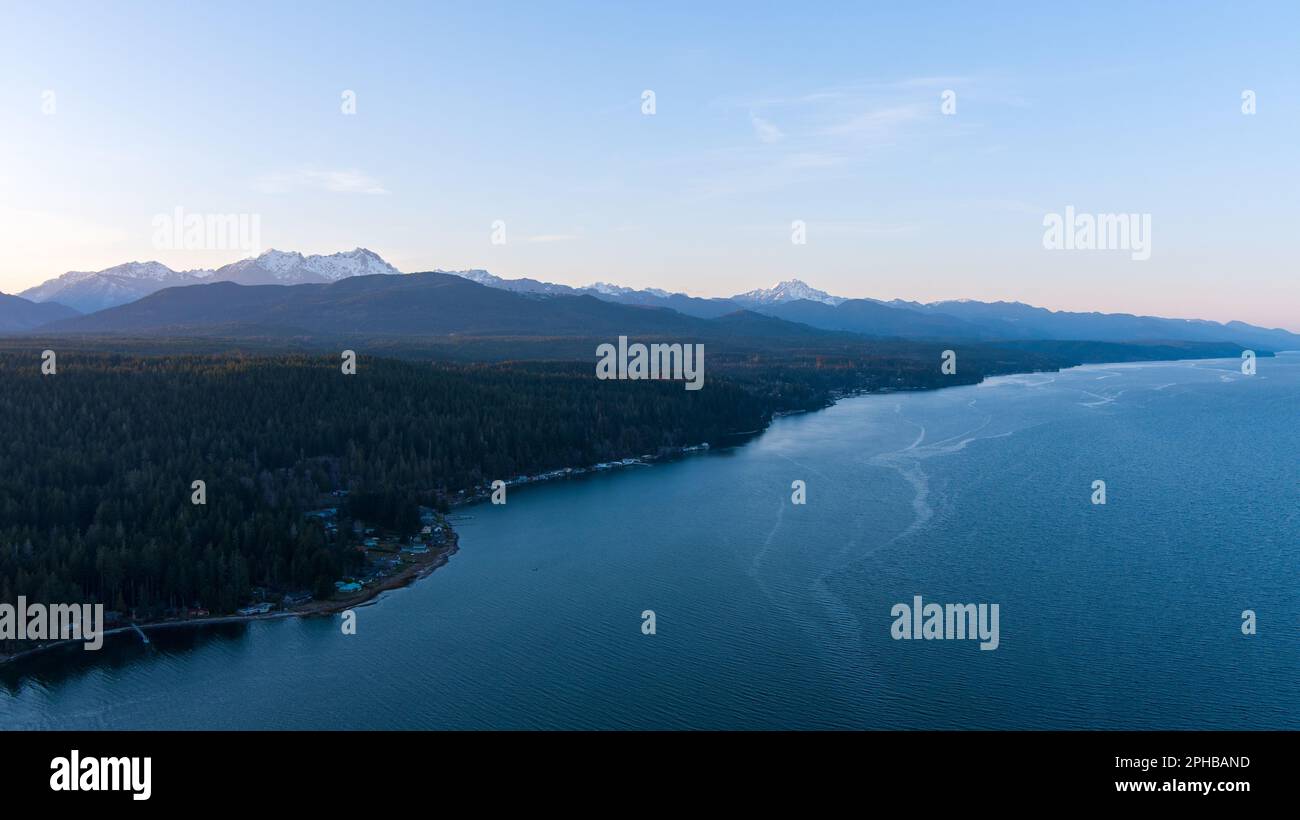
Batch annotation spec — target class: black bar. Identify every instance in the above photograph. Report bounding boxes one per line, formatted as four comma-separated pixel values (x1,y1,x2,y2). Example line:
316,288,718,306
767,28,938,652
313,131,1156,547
0,730,1286,807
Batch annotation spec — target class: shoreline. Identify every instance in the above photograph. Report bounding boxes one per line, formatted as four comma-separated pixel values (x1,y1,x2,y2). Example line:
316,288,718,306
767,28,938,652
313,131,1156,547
2,440,728,668
0,439,727,668
1,351,1263,670
0,533,460,668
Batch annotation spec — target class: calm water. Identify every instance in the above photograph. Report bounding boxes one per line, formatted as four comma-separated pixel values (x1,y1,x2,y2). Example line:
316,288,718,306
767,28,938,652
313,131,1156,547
3,355,1297,729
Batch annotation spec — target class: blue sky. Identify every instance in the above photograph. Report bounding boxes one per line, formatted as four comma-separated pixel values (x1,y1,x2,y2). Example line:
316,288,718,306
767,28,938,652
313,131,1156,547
2,0,1297,329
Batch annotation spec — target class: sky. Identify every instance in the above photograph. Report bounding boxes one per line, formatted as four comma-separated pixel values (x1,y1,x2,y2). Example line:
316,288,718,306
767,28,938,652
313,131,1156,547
1,0,1297,330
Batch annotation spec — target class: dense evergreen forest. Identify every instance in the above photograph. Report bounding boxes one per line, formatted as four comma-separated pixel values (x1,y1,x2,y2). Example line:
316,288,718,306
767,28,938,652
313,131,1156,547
0,350,840,638
0,336,1172,652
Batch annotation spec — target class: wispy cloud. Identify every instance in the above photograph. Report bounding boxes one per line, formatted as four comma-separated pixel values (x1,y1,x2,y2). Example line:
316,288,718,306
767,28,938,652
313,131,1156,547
255,169,389,195
686,77,963,198
821,103,929,137
685,149,851,198
750,113,785,143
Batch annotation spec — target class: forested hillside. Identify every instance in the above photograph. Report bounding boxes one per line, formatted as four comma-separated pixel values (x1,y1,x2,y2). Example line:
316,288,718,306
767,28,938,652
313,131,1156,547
0,335,1250,653
0,352,788,634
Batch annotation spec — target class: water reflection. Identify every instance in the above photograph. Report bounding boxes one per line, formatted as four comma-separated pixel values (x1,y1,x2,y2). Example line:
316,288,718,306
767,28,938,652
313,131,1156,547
1,622,251,694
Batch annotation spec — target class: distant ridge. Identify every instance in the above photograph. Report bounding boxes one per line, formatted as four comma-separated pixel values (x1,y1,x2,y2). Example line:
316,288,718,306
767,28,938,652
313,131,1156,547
442,271,1300,350
14,252,1298,350
36,270,843,343
0,292,80,332
20,248,398,313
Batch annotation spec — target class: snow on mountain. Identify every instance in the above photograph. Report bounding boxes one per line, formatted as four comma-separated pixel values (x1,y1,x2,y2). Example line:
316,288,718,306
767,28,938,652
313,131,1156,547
301,248,400,280
22,262,187,298
444,272,686,302
19,262,213,313
214,248,401,285
23,256,1295,349
731,279,845,307
442,269,507,288
255,250,306,275
584,281,673,298
586,281,637,296
12,259,977,324
20,249,402,312
441,269,579,296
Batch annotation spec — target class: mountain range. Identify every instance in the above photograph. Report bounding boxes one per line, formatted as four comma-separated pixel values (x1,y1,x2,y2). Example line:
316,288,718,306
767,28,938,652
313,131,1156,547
35,271,849,349
7,249,1298,350
18,248,398,313
438,271,1300,350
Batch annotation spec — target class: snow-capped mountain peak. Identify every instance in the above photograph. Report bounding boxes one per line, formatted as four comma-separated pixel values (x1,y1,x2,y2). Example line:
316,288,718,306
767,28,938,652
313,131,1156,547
440,269,505,287
442,269,581,296
255,249,307,275
104,261,181,281
41,261,187,287
18,261,213,313
234,248,401,283
206,247,402,286
587,281,636,296
444,270,847,308
21,248,402,312
584,281,677,299
732,279,845,306
302,247,399,281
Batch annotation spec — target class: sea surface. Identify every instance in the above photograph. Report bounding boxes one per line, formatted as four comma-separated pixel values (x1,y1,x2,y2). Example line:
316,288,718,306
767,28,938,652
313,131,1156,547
3,354,1297,729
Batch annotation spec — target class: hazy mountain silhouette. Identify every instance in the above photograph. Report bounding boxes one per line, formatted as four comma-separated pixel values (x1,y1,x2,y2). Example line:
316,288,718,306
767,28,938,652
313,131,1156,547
0,292,80,332
38,271,838,342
